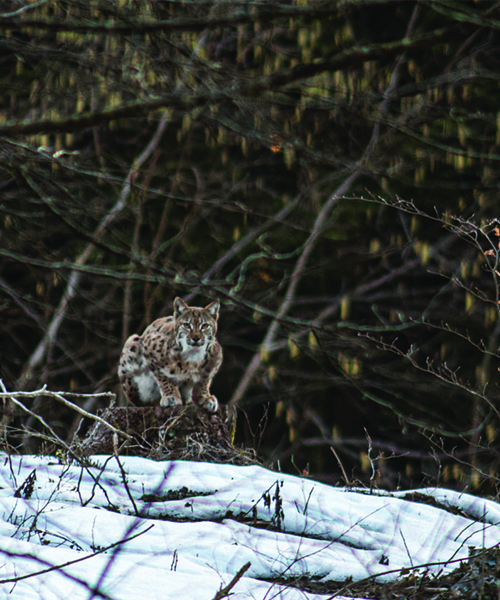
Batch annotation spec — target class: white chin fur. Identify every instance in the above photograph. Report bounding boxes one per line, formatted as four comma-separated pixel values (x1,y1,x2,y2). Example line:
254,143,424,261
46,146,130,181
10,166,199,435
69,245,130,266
181,343,209,362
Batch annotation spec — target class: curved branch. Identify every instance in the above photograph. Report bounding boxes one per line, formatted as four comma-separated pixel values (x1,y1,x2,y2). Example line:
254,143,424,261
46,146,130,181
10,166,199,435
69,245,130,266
17,113,170,389
0,25,456,137
230,5,421,406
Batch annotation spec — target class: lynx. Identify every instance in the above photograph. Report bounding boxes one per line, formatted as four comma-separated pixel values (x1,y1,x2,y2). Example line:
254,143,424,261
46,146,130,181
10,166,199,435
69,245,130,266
118,297,222,412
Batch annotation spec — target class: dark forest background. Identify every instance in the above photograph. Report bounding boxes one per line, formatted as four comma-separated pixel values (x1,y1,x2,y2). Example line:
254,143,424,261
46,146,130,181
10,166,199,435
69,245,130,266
2,0,500,493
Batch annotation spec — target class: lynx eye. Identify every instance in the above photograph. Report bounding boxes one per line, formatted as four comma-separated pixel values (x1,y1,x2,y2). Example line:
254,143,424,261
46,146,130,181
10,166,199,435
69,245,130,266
182,322,192,330
201,323,210,330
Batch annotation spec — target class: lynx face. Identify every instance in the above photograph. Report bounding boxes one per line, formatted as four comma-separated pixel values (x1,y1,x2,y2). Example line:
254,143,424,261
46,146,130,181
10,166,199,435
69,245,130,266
119,297,222,412
174,297,219,362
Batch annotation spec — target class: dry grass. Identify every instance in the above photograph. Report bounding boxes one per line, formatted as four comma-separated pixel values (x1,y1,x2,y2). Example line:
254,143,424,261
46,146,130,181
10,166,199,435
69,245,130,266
78,404,259,466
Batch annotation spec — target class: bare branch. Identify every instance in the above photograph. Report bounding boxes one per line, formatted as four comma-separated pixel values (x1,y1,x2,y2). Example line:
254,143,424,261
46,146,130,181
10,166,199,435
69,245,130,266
210,562,251,600
0,382,131,441
230,5,420,407
17,112,170,389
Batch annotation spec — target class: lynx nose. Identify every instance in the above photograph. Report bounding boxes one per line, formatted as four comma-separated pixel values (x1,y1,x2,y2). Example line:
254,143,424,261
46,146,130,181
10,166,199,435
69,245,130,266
191,335,202,345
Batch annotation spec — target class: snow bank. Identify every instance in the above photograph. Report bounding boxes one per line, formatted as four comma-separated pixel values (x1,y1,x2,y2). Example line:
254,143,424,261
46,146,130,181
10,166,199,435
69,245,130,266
0,453,499,599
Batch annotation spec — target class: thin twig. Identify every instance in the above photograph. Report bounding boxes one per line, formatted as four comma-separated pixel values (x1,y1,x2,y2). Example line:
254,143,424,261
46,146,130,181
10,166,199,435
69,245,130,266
210,562,251,600
0,382,131,440
113,454,140,516
3,392,68,451
0,524,154,586
364,428,377,493
330,446,350,486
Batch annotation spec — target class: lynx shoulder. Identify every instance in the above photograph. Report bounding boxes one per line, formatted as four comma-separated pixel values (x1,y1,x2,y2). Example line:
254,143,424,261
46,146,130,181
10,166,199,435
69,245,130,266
118,297,222,412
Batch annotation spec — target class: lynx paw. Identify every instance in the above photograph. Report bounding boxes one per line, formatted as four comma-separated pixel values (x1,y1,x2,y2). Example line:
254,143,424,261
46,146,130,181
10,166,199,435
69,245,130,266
160,395,182,407
200,395,218,413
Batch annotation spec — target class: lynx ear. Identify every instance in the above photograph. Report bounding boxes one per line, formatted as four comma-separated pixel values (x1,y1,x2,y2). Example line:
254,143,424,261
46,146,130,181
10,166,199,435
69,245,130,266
205,299,220,320
173,297,189,316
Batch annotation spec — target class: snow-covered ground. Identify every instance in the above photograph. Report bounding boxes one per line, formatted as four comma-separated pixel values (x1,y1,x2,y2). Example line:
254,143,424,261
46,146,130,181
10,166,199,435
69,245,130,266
0,452,499,599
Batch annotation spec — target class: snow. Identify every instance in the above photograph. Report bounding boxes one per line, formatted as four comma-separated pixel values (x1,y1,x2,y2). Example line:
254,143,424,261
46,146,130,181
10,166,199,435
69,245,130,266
0,453,499,599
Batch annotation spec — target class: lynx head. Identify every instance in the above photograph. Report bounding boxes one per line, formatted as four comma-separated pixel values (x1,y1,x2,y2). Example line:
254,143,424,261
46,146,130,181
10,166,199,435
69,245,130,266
173,297,220,358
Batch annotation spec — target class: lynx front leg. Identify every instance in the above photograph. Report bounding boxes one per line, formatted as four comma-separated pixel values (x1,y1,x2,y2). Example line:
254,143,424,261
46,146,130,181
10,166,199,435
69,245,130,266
152,369,183,407
191,343,222,412
192,379,219,413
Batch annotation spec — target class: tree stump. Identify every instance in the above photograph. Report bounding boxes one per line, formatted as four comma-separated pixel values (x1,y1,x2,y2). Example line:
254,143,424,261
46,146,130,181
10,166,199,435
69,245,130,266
78,405,258,465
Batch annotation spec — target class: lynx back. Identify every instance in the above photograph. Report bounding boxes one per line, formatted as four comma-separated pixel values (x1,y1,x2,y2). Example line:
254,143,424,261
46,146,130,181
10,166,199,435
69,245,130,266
118,297,222,412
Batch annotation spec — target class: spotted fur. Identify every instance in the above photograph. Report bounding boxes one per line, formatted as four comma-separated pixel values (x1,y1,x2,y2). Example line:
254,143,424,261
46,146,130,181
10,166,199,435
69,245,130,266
118,297,222,412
